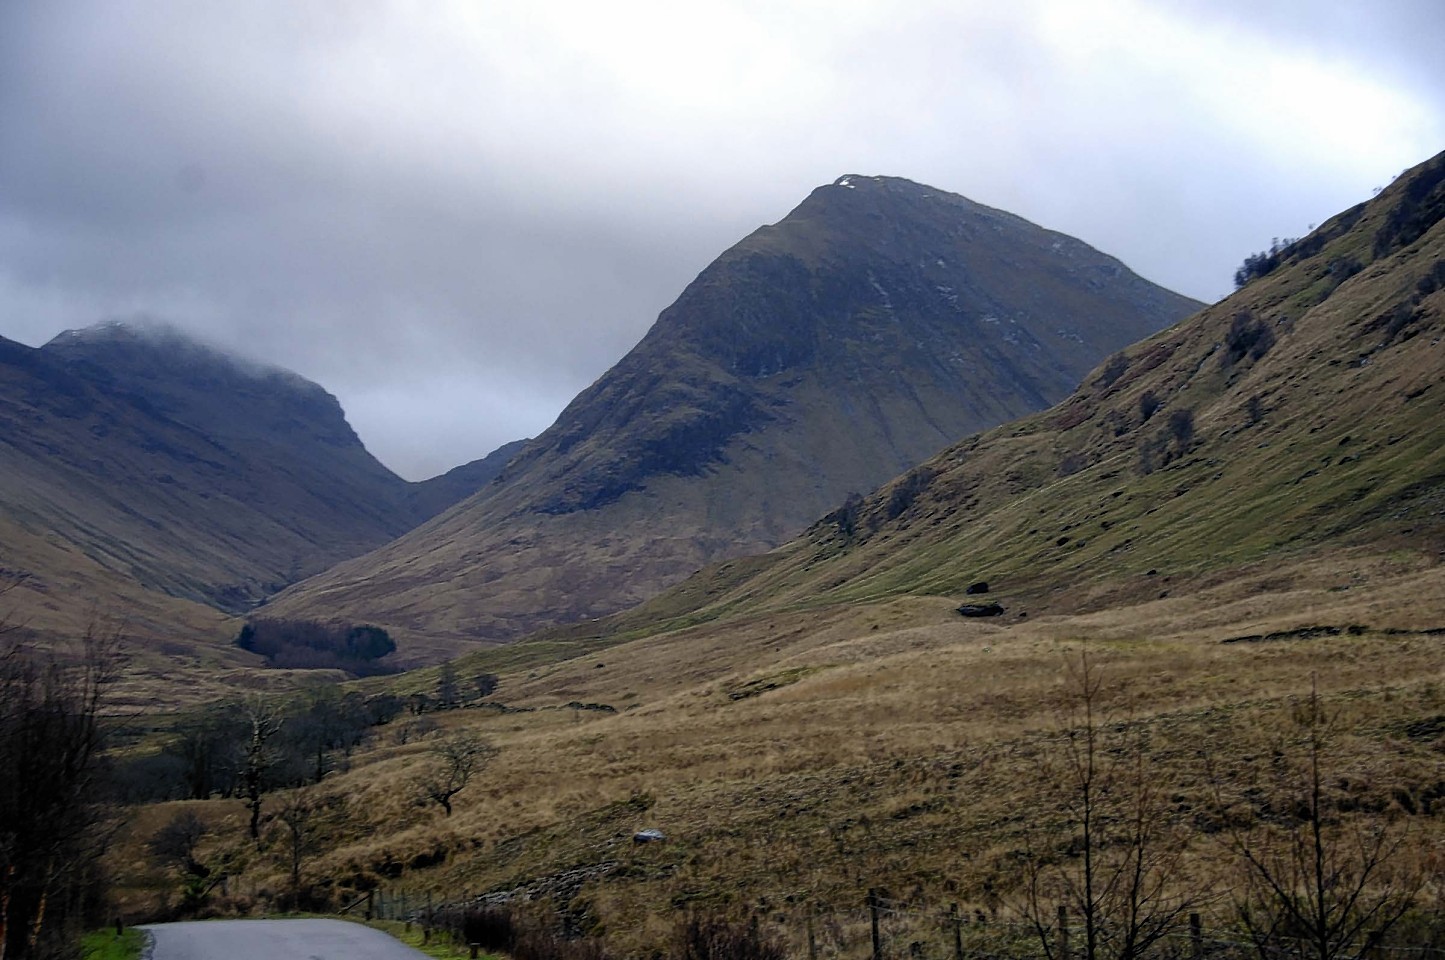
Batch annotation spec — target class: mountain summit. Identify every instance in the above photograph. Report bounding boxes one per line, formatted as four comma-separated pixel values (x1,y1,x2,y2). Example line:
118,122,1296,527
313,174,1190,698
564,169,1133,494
269,175,1200,653
0,321,513,627
602,151,1445,631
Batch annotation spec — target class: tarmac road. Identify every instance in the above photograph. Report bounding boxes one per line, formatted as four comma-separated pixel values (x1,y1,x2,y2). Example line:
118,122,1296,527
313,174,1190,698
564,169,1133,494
142,918,433,960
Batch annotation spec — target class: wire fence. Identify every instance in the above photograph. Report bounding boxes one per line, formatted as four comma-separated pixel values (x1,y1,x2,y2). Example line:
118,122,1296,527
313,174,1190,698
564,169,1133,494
339,883,1445,960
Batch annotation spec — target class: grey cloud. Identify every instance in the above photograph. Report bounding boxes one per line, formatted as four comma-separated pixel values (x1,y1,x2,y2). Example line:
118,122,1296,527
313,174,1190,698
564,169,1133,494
2,0,1441,478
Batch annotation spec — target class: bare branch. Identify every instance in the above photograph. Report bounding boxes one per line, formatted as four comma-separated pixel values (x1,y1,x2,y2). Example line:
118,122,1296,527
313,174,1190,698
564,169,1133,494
1208,681,1425,960
1017,650,1203,960
415,735,496,817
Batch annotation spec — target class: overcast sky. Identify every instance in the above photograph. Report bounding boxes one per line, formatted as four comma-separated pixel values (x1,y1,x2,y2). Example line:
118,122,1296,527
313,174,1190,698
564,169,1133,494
2,1,1442,480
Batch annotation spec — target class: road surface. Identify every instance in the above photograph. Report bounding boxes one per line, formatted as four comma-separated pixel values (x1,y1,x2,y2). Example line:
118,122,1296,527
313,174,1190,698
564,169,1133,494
142,918,433,959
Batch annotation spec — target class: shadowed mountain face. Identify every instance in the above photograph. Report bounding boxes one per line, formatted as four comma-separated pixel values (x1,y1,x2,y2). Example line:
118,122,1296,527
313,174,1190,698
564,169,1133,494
578,152,1445,639
269,175,1201,654
0,322,516,619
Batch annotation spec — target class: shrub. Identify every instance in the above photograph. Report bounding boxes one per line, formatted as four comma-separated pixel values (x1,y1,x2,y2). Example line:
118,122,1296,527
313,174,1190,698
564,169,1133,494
1168,408,1195,449
1328,256,1363,287
1095,352,1129,388
1057,451,1088,478
825,493,866,539
1415,259,1445,298
438,905,610,960
674,916,786,960
1373,153,1445,258
1222,309,1275,367
1136,433,1165,476
885,467,935,521
459,906,516,953
1245,394,1265,425
472,673,500,700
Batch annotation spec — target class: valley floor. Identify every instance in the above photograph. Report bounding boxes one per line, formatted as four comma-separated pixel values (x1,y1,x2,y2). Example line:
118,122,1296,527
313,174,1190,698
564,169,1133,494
113,548,1445,957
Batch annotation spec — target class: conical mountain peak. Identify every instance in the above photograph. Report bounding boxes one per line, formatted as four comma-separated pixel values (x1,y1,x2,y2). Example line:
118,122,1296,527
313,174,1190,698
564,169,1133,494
267,177,1200,651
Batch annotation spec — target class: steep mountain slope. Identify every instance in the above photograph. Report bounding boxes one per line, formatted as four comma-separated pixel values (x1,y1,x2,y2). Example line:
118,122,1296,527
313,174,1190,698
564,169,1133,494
582,151,1445,636
270,175,1200,651
0,322,507,623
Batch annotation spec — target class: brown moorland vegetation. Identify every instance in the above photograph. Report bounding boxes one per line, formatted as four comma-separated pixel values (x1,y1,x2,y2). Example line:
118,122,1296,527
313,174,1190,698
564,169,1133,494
107,553,1445,956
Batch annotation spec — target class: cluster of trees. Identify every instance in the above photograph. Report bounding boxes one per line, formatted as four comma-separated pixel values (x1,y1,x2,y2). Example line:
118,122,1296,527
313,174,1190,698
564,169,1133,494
0,628,116,960
1234,237,1301,289
146,773,353,914
142,723,496,915
134,663,502,916
116,655,504,806
235,618,396,675
426,662,499,713
115,685,408,806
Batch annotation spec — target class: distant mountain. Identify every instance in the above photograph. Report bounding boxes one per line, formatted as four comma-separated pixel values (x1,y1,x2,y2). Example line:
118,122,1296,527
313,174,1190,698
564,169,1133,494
0,322,515,624
268,175,1201,651
410,438,530,520
584,152,1445,636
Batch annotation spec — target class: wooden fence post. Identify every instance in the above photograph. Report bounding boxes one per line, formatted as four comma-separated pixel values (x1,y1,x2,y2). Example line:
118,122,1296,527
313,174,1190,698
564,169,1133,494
869,889,883,960
950,903,963,960
364,889,374,921
1190,912,1202,960
1058,905,1070,960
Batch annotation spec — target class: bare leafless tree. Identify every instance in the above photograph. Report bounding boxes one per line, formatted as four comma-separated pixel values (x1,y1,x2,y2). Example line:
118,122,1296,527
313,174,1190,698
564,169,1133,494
1211,682,1424,960
416,735,496,817
272,790,326,904
1021,651,1201,960
436,661,458,710
240,696,284,843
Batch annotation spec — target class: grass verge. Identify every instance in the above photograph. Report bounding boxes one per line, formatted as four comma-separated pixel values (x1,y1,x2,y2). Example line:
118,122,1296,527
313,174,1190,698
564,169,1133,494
359,917,499,960
81,928,146,960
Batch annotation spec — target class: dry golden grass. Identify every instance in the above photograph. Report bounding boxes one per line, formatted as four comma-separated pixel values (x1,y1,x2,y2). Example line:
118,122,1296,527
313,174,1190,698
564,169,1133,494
113,549,1445,955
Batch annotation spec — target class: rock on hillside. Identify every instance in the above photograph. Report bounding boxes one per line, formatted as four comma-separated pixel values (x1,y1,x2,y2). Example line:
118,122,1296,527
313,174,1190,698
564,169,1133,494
268,175,1200,653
